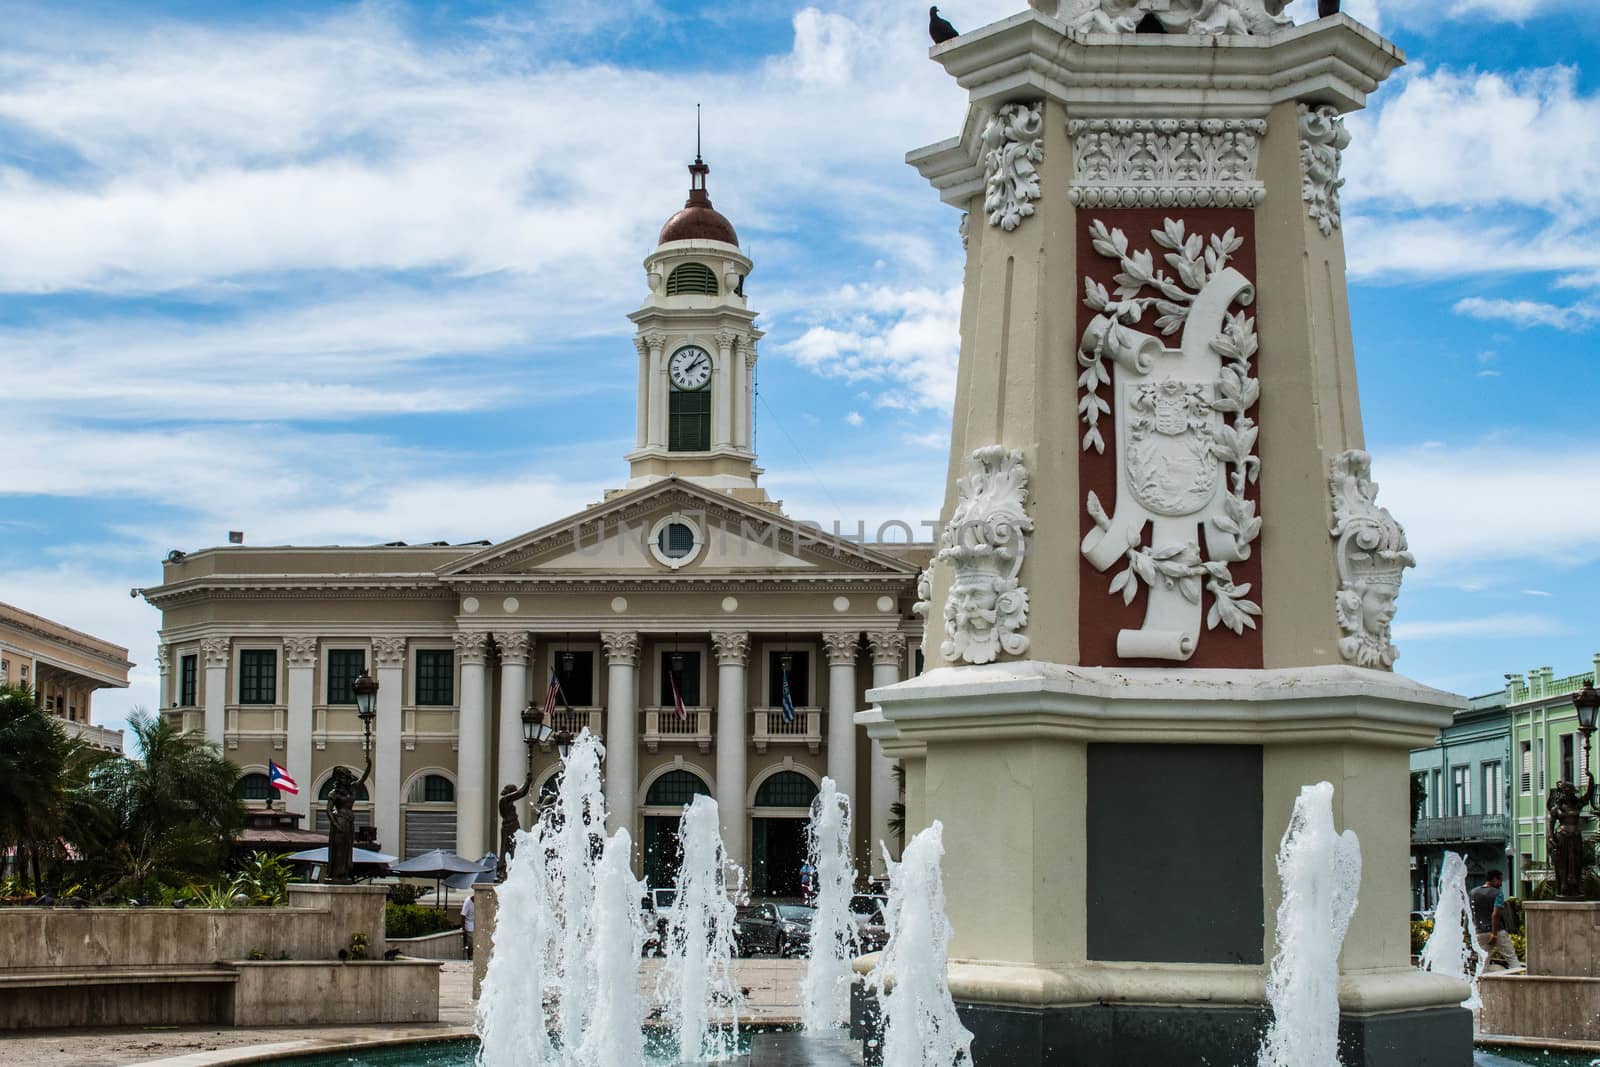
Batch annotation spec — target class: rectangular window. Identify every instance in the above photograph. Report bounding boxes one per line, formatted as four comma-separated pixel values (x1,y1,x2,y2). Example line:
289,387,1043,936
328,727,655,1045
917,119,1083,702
0,659,7,683
414,650,454,706
1521,740,1533,793
660,651,702,706
668,389,712,452
180,654,198,707
1561,733,1577,786
1452,766,1470,816
768,650,811,706
238,650,277,705
1538,737,1547,790
1483,762,1504,816
326,649,365,705
554,650,594,707
1432,769,1442,817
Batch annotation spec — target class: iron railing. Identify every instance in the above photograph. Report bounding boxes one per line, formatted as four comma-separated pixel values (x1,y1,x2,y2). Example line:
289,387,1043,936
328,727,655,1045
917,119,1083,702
1412,813,1510,844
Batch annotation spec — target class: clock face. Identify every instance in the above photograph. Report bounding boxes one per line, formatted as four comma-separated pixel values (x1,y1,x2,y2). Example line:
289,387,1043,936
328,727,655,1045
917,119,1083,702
669,345,713,390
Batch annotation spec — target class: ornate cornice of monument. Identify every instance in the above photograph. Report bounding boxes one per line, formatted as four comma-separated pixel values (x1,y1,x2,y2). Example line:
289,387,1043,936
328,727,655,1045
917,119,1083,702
909,14,1402,210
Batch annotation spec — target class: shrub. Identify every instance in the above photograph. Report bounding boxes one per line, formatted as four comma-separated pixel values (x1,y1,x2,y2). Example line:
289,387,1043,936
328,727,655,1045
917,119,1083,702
385,902,457,939
386,882,425,906
1410,919,1434,957
350,932,370,961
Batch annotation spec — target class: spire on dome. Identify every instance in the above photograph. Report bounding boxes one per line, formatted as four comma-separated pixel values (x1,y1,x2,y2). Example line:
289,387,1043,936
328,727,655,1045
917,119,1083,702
658,111,739,247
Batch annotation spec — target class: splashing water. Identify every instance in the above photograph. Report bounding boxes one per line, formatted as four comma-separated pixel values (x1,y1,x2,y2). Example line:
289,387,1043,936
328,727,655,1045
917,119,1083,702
802,776,857,1032
577,827,646,1067
1258,782,1362,1067
868,821,974,1067
548,729,609,1055
658,793,742,1062
476,825,559,1066
1419,851,1481,1011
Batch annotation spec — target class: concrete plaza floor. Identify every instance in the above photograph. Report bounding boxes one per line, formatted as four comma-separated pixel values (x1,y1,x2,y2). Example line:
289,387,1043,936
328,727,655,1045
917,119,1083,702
3,958,808,1066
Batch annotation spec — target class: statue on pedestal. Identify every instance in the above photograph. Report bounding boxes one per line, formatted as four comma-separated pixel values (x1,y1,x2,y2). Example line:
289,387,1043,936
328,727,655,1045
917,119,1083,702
497,775,533,881
325,762,371,884
1548,774,1595,899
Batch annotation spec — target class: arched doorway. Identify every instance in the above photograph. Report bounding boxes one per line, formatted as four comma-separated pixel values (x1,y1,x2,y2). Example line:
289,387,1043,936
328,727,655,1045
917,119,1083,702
641,769,711,890
750,770,818,898
401,771,457,859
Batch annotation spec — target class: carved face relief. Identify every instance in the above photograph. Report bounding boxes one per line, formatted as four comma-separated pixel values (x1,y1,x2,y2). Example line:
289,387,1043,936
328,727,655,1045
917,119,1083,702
1330,451,1414,671
937,447,1034,665
1360,584,1397,635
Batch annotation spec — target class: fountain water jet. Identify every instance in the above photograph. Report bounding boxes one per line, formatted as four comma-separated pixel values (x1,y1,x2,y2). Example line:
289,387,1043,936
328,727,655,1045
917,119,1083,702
657,792,742,1062
547,729,608,1055
476,825,559,1066
1420,851,1482,1011
801,776,857,1032
868,820,973,1067
1258,781,1362,1067
577,827,646,1067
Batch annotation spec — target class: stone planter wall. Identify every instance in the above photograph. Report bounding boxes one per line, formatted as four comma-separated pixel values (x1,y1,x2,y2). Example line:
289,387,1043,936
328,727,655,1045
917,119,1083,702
1523,900,1600,977
230,960,440,1025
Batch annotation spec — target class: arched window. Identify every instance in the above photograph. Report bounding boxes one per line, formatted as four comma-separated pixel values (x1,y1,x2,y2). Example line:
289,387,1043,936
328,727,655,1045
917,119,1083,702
318,777,370,802
666,263,718,296
407,774,455,804
755,771,817,808
646,770,711,806
236,772,275,801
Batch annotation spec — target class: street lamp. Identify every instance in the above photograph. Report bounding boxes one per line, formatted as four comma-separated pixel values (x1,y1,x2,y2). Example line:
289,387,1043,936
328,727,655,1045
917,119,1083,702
555,731,575,761
353,670,379,753
1575,682,1600,739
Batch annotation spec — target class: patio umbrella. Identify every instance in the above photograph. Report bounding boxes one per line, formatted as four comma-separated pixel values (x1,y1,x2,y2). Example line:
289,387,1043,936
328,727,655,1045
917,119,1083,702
390,848,486,908
443,852,499,892
285,846,397,865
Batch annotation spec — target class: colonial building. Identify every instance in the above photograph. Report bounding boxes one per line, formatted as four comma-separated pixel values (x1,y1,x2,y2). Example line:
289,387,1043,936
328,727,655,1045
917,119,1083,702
142,157,931,892
1409,693,1511,910
0,600,130,753
1502,660,1600,895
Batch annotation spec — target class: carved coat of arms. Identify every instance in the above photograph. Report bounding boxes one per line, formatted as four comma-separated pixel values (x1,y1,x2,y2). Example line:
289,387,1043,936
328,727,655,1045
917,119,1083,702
1078,218,1262,660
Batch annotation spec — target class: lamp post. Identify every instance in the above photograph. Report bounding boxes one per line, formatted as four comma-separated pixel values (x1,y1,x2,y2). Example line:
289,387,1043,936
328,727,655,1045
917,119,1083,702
325,671,378,884
1550,682,1600,898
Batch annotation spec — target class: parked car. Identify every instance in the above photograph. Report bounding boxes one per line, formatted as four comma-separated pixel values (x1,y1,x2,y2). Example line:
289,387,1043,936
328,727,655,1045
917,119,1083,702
735,902,815,957
853,905,889,955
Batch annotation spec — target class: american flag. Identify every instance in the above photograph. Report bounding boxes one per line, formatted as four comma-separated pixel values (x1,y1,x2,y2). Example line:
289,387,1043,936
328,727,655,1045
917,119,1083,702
542,668,570,718
668,667,688,722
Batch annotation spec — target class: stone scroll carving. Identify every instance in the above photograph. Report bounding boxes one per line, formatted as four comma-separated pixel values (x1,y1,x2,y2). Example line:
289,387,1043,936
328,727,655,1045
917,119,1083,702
912,566,934,622
1041,0,1292,35
1078,218,1263,660
982,102,1044,232
1068,118,1267,209
1298,104,1351,237
938,447,1034,665
1330,450,1413,669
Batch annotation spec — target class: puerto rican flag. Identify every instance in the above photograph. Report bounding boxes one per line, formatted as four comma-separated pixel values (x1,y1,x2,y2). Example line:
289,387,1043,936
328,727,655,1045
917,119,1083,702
668,668,688,722
268,760,299,796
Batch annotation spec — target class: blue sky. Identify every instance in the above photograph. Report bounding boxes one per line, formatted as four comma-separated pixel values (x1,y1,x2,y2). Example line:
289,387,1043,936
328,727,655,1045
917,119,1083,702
2,0,1598,744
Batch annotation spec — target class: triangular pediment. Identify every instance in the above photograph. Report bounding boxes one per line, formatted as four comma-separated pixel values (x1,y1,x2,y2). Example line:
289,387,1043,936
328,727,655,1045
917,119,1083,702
439,480,921,580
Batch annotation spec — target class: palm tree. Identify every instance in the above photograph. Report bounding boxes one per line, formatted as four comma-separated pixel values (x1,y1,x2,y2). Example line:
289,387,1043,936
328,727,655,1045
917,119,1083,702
0,684,108,891
887,761,906,850
94,710,244,891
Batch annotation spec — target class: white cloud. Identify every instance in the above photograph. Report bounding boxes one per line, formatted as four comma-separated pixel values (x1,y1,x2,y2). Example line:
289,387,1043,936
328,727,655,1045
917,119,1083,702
780,284,962,411
1454,296,1600,331
845,411,864,427
1391,613,1565,640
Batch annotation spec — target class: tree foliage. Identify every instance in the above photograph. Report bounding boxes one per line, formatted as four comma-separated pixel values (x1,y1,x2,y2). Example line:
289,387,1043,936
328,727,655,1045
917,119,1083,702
0,685,110,891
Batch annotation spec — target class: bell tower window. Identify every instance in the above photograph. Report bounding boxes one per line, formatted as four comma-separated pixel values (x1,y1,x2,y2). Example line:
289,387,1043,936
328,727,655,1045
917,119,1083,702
669,386,711,451
666,263,719,296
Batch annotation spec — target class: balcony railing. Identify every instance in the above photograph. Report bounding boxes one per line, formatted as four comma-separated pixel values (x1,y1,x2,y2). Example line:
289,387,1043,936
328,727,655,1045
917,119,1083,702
1412,813,1510,844
751,707,822,755
541,708,604,745
60,718,124,754
642,707,712,754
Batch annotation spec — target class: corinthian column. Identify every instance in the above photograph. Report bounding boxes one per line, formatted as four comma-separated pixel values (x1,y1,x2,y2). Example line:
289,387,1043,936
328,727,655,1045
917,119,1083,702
866,630,907,873
156,645,171,711
454,631,491,858
823,631,862,822
494,631,532,822
602,630,641,838
200,637,229,746
711,630,750,868
372,636,407,855
282,636,317,822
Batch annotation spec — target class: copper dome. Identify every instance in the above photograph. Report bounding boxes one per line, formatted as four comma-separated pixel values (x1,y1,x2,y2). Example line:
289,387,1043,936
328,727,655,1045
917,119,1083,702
658,158,739,247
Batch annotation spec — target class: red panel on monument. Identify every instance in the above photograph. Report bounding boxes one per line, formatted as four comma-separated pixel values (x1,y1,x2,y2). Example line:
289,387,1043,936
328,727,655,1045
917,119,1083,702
1074,208,1263,670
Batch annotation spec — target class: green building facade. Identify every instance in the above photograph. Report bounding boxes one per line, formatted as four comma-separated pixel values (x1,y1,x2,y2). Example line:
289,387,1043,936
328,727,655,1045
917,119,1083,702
1504,659,1600,895
1409,694,1511,910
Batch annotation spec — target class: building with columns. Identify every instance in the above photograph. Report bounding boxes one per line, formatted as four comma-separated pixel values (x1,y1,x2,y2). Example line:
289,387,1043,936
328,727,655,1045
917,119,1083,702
141,156,930,892
1,600,130,753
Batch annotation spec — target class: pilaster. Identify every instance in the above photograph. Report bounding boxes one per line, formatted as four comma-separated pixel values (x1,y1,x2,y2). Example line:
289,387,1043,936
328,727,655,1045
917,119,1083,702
454,631,491,858
372,636,407,853
823,631,862,841
283,636,318,821
493,631,531,823
200,637,229,746
602,630,641,840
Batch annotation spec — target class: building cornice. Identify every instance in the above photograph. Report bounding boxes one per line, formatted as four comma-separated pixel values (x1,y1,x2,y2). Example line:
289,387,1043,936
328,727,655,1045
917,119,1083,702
0,607,134,674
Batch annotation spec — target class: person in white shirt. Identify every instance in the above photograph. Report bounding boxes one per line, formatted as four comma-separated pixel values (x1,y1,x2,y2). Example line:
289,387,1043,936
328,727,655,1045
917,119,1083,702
461,894,476,960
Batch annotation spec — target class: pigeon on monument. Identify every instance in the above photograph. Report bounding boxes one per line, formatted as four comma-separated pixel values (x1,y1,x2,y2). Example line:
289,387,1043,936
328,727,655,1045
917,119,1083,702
1318,0,1340,15
929,6,959,44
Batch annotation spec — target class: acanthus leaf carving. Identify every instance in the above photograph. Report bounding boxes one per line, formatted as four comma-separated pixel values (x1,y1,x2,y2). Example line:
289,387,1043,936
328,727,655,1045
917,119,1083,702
601,630,641,666
1298,103,1351,237
200,637,230,668
493,631,531,664
938,446,1034,665
710,630,751,666
912,566,934,622
372,636,407,668
1330,450,1413,669
982,102,1044,232
283,636,318,668
822,631,862,666
1078,217,1262,661
867,630,908,666
1068,118,1267,210
1045,0,1291,36
453,631,491,664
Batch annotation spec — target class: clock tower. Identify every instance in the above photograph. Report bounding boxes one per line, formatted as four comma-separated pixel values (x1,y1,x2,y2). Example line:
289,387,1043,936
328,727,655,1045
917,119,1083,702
625,154,767,502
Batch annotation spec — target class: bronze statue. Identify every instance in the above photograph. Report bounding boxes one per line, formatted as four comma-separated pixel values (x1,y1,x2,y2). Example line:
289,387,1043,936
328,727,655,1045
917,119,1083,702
325,761,371,883
1547,774,1595,899
496,774,532,881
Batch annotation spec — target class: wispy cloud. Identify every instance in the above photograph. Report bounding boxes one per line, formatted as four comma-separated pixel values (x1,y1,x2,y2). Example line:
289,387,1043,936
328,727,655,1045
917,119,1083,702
1454,296,1600,331
1392,613,1565,640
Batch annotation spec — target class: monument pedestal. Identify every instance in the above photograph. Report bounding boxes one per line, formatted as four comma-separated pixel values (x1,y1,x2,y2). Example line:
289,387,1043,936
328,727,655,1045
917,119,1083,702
1480,901,1600,1044
858,663,1471,1065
